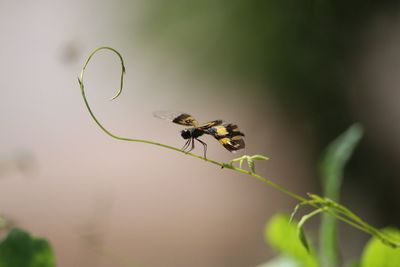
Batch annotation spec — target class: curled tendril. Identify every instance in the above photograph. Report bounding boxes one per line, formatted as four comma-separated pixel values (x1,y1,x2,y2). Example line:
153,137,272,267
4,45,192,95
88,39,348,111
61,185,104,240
79,46,125,101
77,47,399,249
77,46,222,166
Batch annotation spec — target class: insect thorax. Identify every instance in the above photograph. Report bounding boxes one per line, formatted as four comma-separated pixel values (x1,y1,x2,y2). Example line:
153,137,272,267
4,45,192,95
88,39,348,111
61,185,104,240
181,128,204,139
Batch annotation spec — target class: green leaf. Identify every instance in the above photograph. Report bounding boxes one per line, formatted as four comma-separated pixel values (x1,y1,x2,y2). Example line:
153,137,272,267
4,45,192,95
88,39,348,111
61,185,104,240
298,226,310,253
265,214,318,267
0,228,56,267
319,123,363,267
248,159,255,173
320,123,363,204
228,154,269,172
239,158,244,169
250,155,270,161
360,228,400,267
297,208,324,254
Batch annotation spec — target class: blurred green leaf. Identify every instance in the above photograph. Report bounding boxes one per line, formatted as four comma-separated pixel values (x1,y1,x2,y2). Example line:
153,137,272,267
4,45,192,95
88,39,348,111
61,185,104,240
360,228,400,267
265,214,318,267
0,228,55,267
319,123,363,267
251,155,270,161
256,256,300,267
345,260,361,267
298,226,310,254
320,123,363,202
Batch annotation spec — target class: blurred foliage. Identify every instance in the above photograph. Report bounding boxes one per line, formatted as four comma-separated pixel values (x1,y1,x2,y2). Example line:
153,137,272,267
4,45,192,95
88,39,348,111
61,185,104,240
260,124,400,267
264,214,318,267
256,256,301,267
360,228,400,267
263,214,400,267
319,124,363,267
320,124,363,204
0,228,55,267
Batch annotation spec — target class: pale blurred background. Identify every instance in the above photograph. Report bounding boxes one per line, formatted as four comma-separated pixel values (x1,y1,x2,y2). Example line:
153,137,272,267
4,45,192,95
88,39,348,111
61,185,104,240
0,1,400,266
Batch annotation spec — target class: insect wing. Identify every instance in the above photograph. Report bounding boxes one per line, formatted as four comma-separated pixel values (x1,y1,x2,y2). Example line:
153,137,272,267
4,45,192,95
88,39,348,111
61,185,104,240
173,113,199,127
153,111,199,127
208,123,245,152
153,111,184,121
219,136,245,152
198,120,223,130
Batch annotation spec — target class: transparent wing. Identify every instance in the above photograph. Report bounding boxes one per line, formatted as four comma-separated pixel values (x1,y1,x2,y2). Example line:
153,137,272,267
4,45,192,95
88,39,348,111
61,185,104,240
153,111,183,121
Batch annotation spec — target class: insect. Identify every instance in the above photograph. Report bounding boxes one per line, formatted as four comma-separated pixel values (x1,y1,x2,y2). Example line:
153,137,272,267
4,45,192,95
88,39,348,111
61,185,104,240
154,111,245,158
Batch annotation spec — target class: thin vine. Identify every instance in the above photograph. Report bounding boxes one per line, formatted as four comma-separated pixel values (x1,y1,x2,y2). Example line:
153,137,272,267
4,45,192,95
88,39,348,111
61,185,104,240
78,47,400,249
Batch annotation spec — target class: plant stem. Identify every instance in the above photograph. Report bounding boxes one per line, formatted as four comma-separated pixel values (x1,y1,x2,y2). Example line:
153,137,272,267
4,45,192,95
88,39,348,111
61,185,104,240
78,47,400,249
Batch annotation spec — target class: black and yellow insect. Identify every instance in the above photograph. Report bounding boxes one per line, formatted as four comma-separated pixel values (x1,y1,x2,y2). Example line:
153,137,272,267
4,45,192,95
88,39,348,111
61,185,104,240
154,111,245,158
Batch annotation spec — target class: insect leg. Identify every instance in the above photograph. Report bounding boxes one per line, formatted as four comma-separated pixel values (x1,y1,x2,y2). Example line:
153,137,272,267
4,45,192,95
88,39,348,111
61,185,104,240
181,139,191,151
186,138,195,153
195,138,208,158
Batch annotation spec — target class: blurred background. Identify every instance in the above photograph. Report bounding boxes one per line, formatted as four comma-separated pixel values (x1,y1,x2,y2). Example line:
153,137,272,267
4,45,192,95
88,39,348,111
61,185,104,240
1,0,400,266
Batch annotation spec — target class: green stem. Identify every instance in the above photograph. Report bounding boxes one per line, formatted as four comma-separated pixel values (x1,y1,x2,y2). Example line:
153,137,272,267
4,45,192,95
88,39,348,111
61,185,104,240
326,199,399,247
298,207,326,229
78,47,400,249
